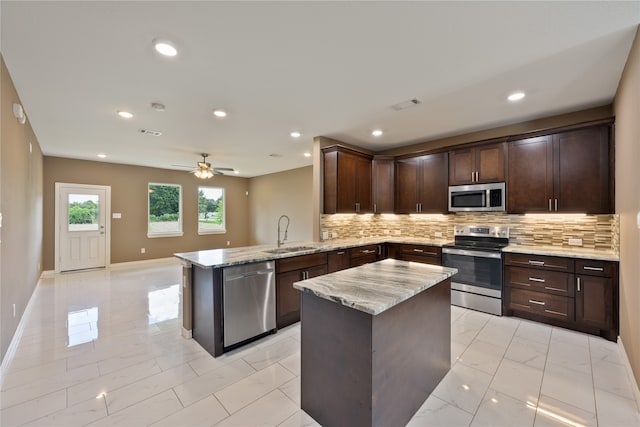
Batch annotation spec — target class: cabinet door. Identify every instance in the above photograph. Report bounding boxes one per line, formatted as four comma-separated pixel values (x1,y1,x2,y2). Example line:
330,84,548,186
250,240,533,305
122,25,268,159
554,126,611,213
419,152,448,213
576,275,613,330
395,157,420,213
307,264,328,280
276,270,302,329
327,250,350,273
508,135,554,213
336,151,358,213
372,158,395,213
355,154,372,212
449,147,475,185
476,142,505,183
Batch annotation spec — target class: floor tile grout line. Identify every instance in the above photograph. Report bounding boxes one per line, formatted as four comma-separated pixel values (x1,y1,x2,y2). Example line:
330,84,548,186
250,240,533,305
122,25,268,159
530,322,552,426
588,336,600,424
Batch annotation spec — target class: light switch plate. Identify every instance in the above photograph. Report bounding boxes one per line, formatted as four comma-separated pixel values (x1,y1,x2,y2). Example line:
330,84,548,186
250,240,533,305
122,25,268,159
322,230,329,240
112,213,122,219
637,211,640,229
435,231,443,238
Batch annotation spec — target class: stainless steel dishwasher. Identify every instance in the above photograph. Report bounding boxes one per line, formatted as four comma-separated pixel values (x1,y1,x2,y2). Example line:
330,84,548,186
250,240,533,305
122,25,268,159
222,261,276,347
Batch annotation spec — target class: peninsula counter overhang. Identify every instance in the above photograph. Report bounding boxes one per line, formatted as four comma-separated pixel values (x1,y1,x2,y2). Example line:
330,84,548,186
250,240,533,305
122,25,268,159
293,258,457,315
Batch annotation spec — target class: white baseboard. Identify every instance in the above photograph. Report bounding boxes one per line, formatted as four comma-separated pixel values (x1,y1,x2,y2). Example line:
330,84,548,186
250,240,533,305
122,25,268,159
181,328,192,339
108,257,180,270
41,270,55,278
618,336,640,412
0,280,39,381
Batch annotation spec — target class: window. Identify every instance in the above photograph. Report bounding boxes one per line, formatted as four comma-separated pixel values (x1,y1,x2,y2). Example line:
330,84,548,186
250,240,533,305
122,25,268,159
67,194,99,231
148,183,183,237
198,186,226,234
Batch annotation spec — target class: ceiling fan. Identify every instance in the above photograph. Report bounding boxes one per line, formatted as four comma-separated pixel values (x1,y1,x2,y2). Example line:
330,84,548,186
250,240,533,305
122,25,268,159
172,153,235,179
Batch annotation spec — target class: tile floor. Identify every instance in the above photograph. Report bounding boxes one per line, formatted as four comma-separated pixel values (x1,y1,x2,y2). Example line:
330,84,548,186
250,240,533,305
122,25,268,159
1,261,639,427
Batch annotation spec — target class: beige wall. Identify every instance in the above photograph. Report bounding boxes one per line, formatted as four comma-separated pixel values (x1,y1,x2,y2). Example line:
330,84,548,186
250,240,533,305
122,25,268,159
248,166,313,245
614,26,640,389
43,157,251,270
1,57,44,363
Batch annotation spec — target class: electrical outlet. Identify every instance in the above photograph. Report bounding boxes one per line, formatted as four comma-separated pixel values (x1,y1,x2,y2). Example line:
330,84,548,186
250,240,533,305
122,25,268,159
140,248,145,254
435,231,443,238
332,231,338,238
322,230,329,240
568,238,583,246
227,241,231,246
359,230,364,235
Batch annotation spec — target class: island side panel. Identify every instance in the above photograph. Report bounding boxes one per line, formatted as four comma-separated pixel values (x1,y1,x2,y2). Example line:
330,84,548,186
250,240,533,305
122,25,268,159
180,261,193,338
300,292,374,427
192,265,225,357
371,278,451,427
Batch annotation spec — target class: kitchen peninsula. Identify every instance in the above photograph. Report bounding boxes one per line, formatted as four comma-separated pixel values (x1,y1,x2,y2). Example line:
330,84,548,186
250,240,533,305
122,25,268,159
294,259,457,427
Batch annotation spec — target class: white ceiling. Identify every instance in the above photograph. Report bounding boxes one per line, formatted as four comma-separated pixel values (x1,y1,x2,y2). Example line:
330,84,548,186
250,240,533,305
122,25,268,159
2,1,639,177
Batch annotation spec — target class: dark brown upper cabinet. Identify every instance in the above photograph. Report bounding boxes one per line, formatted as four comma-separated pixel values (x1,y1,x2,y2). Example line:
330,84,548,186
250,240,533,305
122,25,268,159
395,152,448,214
323,147,372,214
449,141,506,185
372,156,395,214
508,124,612,214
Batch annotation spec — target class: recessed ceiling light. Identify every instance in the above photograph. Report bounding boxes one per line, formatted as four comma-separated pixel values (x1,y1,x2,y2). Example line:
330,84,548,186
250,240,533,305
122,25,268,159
213,109,227,118
290,131,301,138
508,91,526,102
372,129,383,137
303,152,311,157
97,153,107,158
153,39,177,57
117,111,133,119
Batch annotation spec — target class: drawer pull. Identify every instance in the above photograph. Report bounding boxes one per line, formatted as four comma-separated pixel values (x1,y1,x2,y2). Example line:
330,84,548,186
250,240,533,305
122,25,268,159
528,277,545,283
413,249,424,253
424,252,438,256
337,251,345,255
362,250,376,254
544,309,567,317
583,266,604,272
544,286,566,292
528,299,546,306
577,277,581,292
528,260,545,266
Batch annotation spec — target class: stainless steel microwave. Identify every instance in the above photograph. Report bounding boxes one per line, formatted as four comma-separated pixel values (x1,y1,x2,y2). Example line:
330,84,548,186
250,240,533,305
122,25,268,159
448,182,506,212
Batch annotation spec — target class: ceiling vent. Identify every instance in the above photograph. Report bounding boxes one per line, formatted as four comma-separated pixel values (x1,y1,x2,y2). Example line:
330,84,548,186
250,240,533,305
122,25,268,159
139,128,162,136
390,98,422,111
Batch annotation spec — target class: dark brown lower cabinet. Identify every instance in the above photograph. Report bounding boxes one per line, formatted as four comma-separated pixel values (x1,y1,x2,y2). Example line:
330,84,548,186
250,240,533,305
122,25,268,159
276,253,327,329
349,244,381,267
399,244,441,265
327,249,350,273
504,253,618,341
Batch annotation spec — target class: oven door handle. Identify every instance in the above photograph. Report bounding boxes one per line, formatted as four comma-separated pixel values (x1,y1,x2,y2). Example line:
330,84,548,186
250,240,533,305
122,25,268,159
442,248,502,259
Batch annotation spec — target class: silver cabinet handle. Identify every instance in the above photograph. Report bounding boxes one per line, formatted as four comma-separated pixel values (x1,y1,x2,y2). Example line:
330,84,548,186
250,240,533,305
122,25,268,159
583,266,604,271
476,171,479,182
413,248,424,253
337,251,345,255
362,249,376,254
528,260,545,266
555,199,558,211
471,172,475,182
549,199,552,211
374,203,377,213
419,203,423,212
529,299,546,306
544,286,566,292
377,245,382,256
529,277,545,283
577,277,581,292
545,309,567,316
355,202,360,213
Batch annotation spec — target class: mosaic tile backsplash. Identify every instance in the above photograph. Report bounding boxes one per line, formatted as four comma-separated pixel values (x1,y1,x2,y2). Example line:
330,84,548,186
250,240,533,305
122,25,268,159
320,213,619,253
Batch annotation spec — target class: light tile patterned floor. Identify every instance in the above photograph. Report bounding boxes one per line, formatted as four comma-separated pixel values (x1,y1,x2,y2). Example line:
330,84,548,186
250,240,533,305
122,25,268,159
1,261,639,426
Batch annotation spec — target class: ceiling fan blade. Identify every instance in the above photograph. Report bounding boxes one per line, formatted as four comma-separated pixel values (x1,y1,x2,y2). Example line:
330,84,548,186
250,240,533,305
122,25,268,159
213,167,235,172
171,164,195,169
214,170,225,175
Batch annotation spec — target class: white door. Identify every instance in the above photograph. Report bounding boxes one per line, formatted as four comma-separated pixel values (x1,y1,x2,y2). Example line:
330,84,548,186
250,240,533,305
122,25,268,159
57,184,108,272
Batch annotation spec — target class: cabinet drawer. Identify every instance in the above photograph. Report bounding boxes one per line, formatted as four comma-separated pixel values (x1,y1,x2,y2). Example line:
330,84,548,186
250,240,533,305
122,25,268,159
575,259,615,277
349,245,379,259
401,244,441,257
327,250,350,273
507,288,574,321
504,253,574,272
505,266,574,297
276,253,327,274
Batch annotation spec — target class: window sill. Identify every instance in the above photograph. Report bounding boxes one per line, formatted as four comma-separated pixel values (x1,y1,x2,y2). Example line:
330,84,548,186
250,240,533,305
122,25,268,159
198,229,227,235
147,232,184,238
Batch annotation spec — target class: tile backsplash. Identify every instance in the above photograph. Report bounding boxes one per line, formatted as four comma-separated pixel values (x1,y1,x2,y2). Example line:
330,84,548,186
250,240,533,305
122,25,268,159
320,213,619,253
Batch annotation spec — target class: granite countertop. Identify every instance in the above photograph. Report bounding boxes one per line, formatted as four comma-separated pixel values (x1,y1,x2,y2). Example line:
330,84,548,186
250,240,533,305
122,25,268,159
293,258,457,315
174,237,450,269
174,237,618,269
502,244,619,261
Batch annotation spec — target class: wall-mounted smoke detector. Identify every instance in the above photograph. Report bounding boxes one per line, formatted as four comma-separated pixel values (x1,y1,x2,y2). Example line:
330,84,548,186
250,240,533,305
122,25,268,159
139,129,162,136
151,103,165,112
390,98,421,111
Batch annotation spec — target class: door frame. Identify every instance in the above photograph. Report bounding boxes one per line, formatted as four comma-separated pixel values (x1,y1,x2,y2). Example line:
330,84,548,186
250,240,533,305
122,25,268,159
54,183,111,273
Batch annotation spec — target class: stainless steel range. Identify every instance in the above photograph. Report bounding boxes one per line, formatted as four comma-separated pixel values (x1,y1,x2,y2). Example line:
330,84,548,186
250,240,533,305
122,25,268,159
442,225,509,316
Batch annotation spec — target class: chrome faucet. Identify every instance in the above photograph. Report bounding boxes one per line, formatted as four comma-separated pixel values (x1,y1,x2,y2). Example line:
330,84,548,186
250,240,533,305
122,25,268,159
277,215,290,248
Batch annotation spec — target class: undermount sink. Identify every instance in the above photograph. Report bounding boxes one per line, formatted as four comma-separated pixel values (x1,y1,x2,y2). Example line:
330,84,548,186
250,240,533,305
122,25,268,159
264,246,316,254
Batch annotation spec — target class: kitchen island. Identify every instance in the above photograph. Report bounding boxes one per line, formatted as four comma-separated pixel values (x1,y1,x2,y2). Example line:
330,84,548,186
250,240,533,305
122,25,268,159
293,259,457,427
